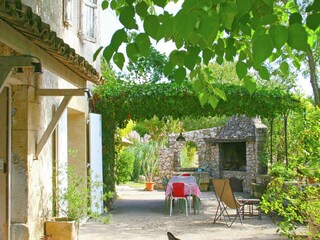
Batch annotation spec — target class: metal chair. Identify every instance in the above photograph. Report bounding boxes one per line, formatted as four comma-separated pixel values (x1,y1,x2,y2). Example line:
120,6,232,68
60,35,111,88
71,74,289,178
162,176,169,212
229,177,243,193
169,182,191,216
181,173,191,176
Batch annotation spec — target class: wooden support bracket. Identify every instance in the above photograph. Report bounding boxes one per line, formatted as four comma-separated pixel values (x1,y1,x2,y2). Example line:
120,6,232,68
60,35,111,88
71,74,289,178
35,95,72,158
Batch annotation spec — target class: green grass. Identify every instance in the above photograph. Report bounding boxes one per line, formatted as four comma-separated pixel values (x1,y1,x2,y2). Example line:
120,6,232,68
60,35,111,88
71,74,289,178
119,181,145,189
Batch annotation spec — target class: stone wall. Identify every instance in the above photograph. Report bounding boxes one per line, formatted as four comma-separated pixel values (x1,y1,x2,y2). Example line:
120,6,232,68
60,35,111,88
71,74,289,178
157,116,268,193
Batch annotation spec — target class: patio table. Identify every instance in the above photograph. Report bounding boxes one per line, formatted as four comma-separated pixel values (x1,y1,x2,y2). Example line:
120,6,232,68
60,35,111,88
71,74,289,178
165,176,202,214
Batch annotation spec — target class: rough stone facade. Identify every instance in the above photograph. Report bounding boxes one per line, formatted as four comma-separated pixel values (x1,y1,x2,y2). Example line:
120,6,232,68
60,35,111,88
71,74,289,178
157,116,268,193
0,1,102,239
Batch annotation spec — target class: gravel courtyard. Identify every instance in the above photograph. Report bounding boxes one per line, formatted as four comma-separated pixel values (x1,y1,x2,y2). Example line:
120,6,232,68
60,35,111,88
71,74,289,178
79,185,285,240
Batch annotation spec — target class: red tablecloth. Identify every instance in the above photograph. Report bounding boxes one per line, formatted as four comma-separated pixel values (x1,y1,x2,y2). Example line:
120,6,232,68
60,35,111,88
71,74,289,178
165,176,202,197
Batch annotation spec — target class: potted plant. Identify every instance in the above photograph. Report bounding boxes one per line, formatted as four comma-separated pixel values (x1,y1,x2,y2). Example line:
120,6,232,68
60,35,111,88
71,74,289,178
45,167,110,239
141,140,158,191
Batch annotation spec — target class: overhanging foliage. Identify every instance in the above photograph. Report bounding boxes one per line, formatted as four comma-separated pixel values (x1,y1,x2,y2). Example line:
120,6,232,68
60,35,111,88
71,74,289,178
94,82,301,126
93,81,302,202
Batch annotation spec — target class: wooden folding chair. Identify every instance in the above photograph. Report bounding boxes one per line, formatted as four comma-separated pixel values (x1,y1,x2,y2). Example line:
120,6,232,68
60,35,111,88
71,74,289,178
211,179,247,227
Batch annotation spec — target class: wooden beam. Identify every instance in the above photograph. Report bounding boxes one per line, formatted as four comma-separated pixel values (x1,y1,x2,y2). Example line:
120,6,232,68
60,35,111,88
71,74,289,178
0,19,86,88
36,96,72,157
0,67,11,93
36,88,86,96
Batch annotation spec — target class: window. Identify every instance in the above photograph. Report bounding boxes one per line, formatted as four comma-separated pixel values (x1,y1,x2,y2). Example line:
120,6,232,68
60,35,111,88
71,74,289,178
81,0,97,42
63,0,74,27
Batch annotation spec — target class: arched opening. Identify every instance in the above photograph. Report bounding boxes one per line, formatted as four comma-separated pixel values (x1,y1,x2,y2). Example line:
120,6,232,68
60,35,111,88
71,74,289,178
179,141,198,169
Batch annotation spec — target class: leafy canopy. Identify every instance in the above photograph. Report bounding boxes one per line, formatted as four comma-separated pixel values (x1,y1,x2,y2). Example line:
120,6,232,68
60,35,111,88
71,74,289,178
97,0,319,106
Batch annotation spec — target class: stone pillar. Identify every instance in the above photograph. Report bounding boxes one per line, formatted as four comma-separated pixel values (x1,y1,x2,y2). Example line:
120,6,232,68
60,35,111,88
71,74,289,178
156,149,174,188
11,85,30,239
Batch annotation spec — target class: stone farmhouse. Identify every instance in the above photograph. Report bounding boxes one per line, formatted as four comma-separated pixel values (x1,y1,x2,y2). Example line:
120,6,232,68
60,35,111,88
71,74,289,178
0,0,104,239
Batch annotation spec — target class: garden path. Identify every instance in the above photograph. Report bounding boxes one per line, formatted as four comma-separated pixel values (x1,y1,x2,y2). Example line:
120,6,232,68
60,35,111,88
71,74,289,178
79,185,285,240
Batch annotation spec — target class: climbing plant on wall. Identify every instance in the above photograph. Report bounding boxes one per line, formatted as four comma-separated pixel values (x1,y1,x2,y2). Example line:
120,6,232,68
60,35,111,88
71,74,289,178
92,78,302,202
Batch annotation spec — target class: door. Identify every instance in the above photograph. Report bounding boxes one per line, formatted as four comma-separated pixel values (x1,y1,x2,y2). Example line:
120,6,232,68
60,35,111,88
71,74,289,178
89,113,103,214
0,87,9,239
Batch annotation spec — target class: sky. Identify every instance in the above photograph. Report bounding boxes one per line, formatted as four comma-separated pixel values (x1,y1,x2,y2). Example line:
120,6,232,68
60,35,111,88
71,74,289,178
100,4,313,97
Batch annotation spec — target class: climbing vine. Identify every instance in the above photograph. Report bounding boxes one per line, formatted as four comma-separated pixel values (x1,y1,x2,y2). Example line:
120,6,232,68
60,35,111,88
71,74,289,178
92,80,302,202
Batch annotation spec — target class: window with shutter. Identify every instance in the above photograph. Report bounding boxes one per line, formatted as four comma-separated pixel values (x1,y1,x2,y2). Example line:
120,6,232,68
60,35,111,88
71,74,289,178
82,0,97,42
63,0,74,27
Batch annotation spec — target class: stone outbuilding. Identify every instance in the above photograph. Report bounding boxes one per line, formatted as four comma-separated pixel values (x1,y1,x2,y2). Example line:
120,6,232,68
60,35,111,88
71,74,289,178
0,1,104,239
157,116,268,193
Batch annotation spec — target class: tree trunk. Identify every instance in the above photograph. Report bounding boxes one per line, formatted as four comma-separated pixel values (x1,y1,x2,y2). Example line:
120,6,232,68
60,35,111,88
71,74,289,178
307,50,320,107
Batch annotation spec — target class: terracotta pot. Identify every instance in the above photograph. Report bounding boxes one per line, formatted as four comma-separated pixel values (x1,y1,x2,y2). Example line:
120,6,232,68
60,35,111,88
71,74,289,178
145,182,155,191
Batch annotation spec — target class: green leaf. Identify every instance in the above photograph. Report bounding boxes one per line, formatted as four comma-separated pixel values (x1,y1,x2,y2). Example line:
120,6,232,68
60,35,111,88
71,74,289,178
197,11,219,47
259,66,270,80
236,61,247,79
220,2,237,30
213,87,227,101
136,1,148,18
269,25,288,50
199,92,208,107
240,23,252,36
169,50,186,66
208,95,219,109
280,61,289,76
157,17,173,40
202,48,213,65
184,53,197,70
164,61,174,77
113,52,125,69
93,46,103,61
260,14,277,26
126,43,139,63
126,0,134,5
119,6,138,29
252,33,273,66
103,45,115,62
144,15,160,40
174,67,186,84
175,12,198,40
244,76,256,95
174,35,184,49
135,33,151,57
153,0,166,8
293,57,301,69
215,38,225,57
111,28,127,51
193,79,203,93
288,24,309,51
237,0,252,18
110,0,117,10
101,0,109,10
225,45,236,61
306,13,320,31
289,12,302,25
216,56,223,65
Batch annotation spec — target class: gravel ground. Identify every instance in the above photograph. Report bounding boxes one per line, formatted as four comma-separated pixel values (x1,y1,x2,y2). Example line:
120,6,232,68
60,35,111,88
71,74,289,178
79,185,285,240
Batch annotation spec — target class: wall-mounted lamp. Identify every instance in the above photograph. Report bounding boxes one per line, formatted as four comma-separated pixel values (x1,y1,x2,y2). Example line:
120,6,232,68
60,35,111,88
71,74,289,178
176,132,186,142
25,55,42,74
16,67,24,73
176,120,186,142
84,88,92,99
32,62,42,74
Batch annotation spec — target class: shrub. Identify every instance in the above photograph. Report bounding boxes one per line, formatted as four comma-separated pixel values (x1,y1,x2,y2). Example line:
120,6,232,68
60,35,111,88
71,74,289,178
116,149,134,184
